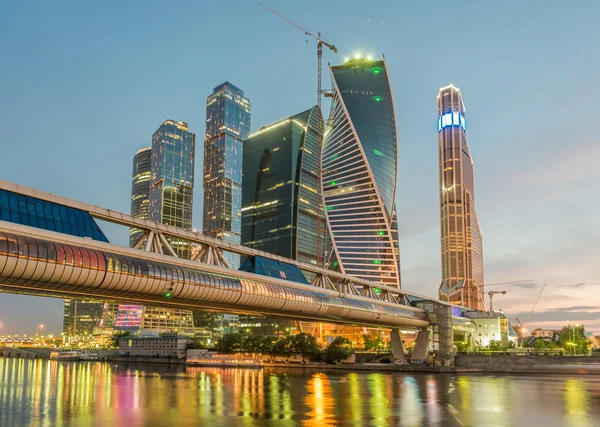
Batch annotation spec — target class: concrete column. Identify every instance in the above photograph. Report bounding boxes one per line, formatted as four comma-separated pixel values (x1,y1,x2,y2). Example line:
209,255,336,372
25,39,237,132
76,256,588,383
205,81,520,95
411,329,431,363
390,329,405,361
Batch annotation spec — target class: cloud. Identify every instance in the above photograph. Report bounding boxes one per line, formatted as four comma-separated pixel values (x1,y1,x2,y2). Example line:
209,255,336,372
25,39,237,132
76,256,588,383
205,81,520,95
559,282,587,289
548,305,599,312
510,282,539,289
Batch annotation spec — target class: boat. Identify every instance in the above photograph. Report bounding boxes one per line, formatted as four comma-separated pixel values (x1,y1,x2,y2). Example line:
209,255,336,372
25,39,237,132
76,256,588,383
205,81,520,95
187,352,263,368
80,352,99,361
49,350,81,361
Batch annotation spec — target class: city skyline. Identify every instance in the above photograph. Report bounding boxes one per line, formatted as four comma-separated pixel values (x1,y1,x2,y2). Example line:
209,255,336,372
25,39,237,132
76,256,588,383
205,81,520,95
0,1,599,334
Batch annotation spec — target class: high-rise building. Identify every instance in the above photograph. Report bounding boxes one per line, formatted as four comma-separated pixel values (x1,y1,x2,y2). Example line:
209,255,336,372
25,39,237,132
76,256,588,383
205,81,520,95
322,56,401,288
203,82,251,268
240,106,325,336
62,299,104,338
120,120,197,334
149,119,196,259
437,84,484,310
242,106,326,265
129,147,152,247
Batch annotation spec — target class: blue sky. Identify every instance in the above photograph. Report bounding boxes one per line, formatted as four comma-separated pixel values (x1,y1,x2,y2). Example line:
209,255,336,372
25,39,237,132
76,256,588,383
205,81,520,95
0,0,599,335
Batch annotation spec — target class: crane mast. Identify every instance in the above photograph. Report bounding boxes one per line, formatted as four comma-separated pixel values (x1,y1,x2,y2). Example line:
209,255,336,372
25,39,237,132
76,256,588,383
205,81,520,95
259,3,338,267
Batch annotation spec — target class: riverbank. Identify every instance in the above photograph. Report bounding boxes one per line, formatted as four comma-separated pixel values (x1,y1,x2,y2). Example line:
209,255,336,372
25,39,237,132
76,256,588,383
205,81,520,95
455,354,600,374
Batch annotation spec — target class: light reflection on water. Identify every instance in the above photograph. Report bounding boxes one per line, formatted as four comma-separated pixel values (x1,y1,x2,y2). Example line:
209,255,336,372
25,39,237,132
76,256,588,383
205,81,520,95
1,358,600,426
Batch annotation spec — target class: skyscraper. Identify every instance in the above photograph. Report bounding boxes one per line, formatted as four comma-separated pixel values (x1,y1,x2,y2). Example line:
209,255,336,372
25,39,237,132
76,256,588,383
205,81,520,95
322,56,401,288
63,299,104,338
242,106,326,266
129,147,152,247
120,120,197,334
203,82,251,268
240,106,326,336
437,84,484,310
149,119,196,259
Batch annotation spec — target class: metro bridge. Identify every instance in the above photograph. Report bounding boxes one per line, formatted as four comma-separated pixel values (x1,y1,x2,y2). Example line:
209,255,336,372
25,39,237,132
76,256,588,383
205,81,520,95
0,180,465,361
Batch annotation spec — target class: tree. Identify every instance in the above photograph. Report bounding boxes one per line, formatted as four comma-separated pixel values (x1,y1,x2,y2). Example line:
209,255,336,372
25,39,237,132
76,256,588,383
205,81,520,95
362,331,384,352
272,336,294,361
533,339,546,350
215,332,242,353
292,333,320,363
241,334,264,353
325,337,353,363
261,335,280,362
558,325,591,355
109,331,130,348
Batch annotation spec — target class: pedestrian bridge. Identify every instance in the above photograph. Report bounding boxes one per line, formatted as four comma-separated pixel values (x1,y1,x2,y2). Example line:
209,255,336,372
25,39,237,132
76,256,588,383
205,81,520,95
0,180,445,332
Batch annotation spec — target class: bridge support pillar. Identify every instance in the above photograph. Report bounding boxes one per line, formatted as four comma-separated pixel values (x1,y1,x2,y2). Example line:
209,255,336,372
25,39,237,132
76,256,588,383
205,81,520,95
390,328,405,361
411,329,430,363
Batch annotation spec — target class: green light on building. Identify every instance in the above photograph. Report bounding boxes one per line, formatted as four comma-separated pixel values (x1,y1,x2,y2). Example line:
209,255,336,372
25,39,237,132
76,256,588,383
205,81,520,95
326,206,333,211
333,261,339,267
373,149,383,156
331,181,337,186
373,259,381,264
374,96,382,102
374,288,382,295
377,231,385,236
373,68,380,74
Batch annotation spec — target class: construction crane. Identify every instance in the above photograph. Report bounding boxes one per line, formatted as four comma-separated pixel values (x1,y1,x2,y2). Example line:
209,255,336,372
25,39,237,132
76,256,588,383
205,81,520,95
260,2,338,267
488,290,507,312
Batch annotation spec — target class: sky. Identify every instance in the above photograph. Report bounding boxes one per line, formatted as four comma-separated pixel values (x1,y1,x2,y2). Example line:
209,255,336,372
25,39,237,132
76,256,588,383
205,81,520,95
0,0,599,336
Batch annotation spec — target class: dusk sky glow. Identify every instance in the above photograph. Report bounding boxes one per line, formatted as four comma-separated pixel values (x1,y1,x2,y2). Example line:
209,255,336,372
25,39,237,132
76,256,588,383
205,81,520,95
0,0,598,335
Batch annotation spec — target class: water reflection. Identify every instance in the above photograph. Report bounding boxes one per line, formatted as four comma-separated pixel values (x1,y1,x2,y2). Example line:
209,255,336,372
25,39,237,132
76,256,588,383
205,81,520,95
1,358,600,426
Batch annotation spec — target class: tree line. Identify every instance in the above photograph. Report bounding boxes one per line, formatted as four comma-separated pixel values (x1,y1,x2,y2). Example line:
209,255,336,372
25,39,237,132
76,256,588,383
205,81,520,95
213,332,354,363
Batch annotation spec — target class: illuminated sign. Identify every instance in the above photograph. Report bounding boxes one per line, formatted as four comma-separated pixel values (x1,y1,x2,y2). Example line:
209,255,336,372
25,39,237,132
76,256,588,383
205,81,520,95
437,112,466,132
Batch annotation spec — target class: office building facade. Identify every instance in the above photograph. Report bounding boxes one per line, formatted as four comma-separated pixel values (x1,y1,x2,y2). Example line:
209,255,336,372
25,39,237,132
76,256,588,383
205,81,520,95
129,147,152,247
322,56,401,288
149,119,196,259
242,106,326,266
63,299,104,338
203,82,251,268
437,84,484,310
121,120,197,333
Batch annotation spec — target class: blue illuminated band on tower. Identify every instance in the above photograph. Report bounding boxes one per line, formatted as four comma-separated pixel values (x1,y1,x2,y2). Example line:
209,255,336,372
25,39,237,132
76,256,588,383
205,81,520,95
437,112,466,132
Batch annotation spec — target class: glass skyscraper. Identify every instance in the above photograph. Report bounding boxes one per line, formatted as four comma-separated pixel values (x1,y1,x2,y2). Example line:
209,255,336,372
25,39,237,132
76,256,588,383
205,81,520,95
203,82,251,268
149,119,196,259
437,84,484,310
322,56,401,288
242,106,326,266
121,120,197,334
129,147,152,247
240,106,326,336
62,299,104,338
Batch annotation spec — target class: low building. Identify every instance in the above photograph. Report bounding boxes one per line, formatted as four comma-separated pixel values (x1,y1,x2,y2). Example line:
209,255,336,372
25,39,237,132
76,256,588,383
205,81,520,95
118,334,192,359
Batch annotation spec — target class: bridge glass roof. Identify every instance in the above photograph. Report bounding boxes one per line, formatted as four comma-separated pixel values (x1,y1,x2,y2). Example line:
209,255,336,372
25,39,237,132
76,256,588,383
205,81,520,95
0,189,108,242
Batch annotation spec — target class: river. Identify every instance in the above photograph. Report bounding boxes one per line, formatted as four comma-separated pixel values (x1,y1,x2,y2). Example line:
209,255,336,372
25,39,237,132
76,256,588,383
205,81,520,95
1,358,600,426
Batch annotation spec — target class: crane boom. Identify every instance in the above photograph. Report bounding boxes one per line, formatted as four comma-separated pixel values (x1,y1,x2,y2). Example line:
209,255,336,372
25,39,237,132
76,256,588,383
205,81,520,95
524,283,546,327
259,3,338,53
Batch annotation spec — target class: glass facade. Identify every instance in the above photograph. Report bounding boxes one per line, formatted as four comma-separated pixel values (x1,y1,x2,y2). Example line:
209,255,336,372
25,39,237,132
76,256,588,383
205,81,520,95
124,121,197,333
149,119,196,259
62,299,104,337
129,147,152,247
437,84,484,310
0,189,108,242
322,57,401,288
241,106,326,266
203,82,251,269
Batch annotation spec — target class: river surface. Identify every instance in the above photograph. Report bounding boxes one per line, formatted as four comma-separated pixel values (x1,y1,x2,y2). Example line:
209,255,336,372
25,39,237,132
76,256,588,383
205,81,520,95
1,358,600,426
